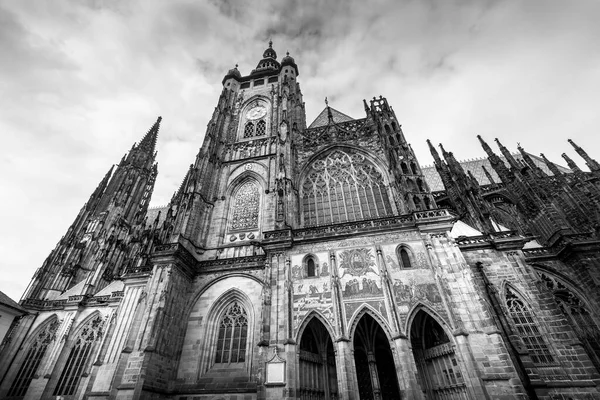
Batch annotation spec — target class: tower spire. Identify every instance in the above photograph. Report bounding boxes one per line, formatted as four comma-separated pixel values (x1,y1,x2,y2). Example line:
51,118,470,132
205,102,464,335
138,116,162,155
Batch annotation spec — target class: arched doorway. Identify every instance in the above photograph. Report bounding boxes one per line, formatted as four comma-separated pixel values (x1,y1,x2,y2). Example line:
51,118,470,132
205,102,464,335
298,318,338,400
353,313,401,400
410,310,468,399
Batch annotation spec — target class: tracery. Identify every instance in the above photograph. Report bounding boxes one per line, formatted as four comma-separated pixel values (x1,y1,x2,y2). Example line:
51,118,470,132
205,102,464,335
215,302,248,364
230,180,260,231
302,150,392,226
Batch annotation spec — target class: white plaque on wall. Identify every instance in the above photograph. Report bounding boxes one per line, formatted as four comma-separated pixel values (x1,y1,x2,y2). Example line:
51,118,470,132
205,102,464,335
266,353,286,385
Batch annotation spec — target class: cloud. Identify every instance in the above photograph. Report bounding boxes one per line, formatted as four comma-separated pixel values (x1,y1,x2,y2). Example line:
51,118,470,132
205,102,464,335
0,0,599,301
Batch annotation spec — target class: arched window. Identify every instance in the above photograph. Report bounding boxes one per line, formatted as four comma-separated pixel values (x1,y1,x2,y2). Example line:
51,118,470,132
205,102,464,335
230,180,260,231
255,120,266,136
243,122,254,138
301,150,392,226
54,315,104,396
410,162,418,175
215,302,248,364
424,197,432,210
417,178,425,192
398,248,412,269
384,124,391,135
307,258,316,277
540,272,600,370
7,318,60,397
505,287,554,365
413,195,422,210
391,121,397,131
401,162,409,174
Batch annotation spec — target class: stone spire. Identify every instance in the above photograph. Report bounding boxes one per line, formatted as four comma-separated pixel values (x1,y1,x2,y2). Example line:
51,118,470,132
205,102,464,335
562,153,582,174
568,139,600,172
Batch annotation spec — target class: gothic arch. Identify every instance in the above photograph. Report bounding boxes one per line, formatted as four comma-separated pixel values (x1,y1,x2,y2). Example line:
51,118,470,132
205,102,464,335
531,266,600,371
238,96,271,140
301,253,320,278
408,307,470,398
48,311,105,398
299,145,395,226
197,288,256,375
226,162,268,188
297,144,392,187
184,273,264,321
404,303,451,337
347,304,393,343
225,176,263,233
295,310,337,346
501,283,556,365
395,244,416,269
3,315,60,398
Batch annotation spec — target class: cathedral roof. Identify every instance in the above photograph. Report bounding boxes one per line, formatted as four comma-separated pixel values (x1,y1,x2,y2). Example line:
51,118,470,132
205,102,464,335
308,106,355,128
422,152,572,192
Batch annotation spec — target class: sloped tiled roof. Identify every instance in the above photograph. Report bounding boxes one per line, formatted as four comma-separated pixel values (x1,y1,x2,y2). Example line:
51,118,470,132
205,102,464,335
0,290,26,313
308,107,354,128
422,153,572,192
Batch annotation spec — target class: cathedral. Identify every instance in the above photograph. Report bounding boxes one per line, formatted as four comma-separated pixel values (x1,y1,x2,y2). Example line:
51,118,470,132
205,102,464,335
2,41,600,400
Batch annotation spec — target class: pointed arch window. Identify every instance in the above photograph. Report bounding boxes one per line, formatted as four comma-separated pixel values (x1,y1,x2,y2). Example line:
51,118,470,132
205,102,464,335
505,287,554,365
398,248,412,269
301,150,393,227
7,319,60,398
243,122,255,138
230,180,260,231
215,302,248,364
540,272,600,370
243,119,266,139
256,120,266,136
54,315,104,396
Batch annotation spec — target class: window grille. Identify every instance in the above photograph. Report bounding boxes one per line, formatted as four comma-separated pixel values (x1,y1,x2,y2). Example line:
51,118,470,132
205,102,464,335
301,150,392,226
399,249,412,269
7,319,59,397
215,302,248,364
243,122,255,138
53,315,104,396
230,181,260,231
505,287,554,365
255,120,266,136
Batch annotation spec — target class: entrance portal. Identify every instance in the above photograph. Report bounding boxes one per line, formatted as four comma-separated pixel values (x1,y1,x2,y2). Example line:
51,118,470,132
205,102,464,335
410,310,469,399
353,313,401,400
298,318,338,400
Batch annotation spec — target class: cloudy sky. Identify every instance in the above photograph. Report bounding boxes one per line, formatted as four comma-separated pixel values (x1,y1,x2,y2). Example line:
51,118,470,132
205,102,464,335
1,0,599,301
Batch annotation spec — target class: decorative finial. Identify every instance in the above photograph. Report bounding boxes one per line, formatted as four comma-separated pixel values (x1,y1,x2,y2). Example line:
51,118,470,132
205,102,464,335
235,63,238,68
286,51,289,56
269,39,273,48
325,97,329,107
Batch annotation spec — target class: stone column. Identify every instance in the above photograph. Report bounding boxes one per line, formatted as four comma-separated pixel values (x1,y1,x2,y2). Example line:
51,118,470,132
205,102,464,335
367,351,382,400
334,338,358,400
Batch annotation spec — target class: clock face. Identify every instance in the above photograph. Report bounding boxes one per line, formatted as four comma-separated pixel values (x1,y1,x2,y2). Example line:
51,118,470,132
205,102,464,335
246,106,267,120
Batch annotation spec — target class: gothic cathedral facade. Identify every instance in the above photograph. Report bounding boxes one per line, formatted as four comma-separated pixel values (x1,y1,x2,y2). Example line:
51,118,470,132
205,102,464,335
2,42,600,400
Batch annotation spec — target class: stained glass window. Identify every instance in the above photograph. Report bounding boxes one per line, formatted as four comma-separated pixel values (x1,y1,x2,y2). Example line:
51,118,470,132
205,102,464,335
301,150,392,227
505,287,554,365
215,302,248,364
54,315,104,396
7,319,59,397
230,181,260,231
